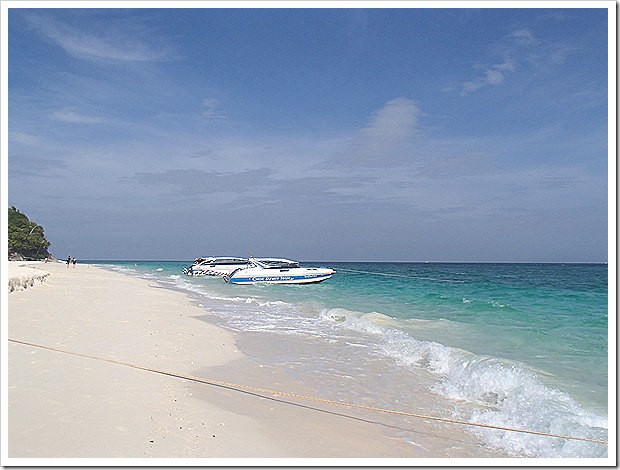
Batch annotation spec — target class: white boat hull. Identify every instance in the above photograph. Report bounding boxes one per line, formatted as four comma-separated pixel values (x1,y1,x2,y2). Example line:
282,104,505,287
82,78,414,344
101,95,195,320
225,264,335,285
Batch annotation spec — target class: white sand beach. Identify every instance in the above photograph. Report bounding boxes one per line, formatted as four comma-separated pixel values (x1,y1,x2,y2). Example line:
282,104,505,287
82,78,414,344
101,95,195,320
7,261,51,293
5,261,507,462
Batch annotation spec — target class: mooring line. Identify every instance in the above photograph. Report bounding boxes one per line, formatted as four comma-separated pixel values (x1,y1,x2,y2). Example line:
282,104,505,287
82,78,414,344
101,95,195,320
336,267,465,283
8,338,607,446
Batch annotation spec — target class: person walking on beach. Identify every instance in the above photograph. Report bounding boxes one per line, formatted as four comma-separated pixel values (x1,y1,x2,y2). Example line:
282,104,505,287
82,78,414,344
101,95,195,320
66,256,71,268
72,258,77,268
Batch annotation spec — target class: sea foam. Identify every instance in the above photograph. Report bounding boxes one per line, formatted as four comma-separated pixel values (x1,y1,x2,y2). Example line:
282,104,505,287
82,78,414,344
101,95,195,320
320,307,608,458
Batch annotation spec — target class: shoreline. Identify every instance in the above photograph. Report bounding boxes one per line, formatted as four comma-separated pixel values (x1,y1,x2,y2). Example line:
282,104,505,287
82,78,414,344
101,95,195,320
5,261,511,461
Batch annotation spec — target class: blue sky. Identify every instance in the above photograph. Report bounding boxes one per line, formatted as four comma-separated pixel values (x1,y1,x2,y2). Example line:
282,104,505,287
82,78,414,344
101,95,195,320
4,3,612,262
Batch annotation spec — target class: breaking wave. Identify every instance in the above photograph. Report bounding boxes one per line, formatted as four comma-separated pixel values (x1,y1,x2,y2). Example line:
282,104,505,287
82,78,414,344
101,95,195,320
320,307,608,458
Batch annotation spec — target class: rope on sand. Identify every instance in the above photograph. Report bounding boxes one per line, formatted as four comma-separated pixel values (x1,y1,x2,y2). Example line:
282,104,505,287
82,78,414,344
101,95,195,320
8,338,608,446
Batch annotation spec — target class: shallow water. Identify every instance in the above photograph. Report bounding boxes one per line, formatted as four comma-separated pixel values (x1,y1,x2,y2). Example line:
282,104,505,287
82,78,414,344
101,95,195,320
92,260,609,458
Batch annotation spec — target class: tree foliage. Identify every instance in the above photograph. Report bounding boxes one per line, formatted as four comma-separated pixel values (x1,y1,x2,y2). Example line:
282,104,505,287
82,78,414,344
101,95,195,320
8,206,51,260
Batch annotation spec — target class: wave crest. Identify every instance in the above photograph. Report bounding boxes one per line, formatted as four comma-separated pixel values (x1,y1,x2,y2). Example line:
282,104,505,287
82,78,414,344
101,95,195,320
320,307,608,458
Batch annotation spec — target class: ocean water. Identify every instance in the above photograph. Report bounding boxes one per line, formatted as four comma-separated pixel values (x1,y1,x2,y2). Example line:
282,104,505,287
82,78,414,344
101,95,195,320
90,260,609,458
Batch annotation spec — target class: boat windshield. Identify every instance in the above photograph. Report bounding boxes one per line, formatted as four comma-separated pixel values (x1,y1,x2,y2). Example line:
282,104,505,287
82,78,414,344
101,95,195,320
253,258,300,268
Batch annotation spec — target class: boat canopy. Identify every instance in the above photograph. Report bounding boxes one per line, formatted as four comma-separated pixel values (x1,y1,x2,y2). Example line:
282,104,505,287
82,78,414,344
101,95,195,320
195,257,248,265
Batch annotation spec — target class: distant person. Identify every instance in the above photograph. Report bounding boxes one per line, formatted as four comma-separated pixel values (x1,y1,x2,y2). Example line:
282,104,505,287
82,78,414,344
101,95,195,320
72,258,77,268
66,256,71,268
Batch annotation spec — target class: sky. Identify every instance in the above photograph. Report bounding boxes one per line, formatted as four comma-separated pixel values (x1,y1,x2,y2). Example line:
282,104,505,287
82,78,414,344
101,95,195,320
3,2,613,262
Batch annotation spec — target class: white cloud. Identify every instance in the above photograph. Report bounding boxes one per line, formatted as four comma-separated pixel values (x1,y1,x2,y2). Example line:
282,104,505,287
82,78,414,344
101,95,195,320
328,97,424,168
201,98,227,121
26,14,175,63
360,97,421,140
460,59,516,96
454,23,583,97
9,131,44,147
511,28,537,46
52,109,107,124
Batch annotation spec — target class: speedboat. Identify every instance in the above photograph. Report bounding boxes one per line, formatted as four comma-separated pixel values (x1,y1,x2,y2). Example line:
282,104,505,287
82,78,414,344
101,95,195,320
224,257,335,285
182,257,248,277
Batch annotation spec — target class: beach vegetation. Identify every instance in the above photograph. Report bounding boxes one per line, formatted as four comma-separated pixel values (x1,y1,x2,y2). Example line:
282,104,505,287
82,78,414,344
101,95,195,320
8,206,51,260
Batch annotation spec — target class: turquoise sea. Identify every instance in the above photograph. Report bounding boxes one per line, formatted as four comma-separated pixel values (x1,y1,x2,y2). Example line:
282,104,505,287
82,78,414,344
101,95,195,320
90,260,609,458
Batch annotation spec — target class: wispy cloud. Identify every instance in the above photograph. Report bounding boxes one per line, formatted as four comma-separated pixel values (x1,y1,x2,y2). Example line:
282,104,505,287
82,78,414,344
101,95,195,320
511,28,537,46
133,168,276,196
26,13,176,63
201,98,228,122
512,28,580,67
459,59,516,96
9,131,45,148
9,154,68,177
52,109,107,124
452,25,581,96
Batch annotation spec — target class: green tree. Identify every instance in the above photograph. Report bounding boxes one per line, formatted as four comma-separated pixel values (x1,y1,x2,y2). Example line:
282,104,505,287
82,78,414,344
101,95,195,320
8,206,51,260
